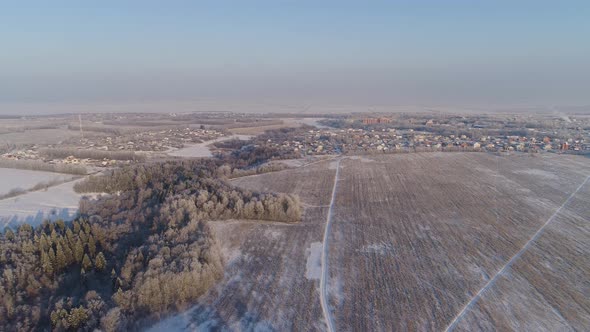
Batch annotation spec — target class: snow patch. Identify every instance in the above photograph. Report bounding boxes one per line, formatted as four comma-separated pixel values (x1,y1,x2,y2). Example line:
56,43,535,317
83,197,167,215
168,134,251,158
264,228,282,239
328,161,340,170
348,156,375,163
514,168,558,179
0,168,76,196
146,306,221,332
305,242,323,280
276,159,306,168
0,180,87,229
359,242,395,256
292,117,329,128
222,247,242,265
330,275,344,307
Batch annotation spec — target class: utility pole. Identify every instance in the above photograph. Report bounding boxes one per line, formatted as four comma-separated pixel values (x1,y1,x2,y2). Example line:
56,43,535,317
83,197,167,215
79,114,84,139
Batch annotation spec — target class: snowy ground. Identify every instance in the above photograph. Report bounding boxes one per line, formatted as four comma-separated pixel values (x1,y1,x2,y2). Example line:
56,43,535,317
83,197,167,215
290,118,329,128
167,135,252,158
0,179,87,229
145,153,590,331
305,242,323,280
0,168,76,196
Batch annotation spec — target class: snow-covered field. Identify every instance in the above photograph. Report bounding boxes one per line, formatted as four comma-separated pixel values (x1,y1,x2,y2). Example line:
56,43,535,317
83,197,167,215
167,135,251,158
149,153,590,331
0,168,75,196
0,179,86,229
305,242,323,280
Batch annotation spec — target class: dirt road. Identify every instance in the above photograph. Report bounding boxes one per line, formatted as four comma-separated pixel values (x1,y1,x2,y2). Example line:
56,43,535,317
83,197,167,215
320,158,341,332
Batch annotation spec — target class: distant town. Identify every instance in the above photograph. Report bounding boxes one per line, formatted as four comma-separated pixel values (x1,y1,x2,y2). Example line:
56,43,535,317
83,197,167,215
1,112,588,170
240,113,590,157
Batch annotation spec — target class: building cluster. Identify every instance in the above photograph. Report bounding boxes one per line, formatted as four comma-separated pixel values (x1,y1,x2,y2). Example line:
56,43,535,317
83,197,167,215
1,148,120,167
362,117,392,125
63,128,226,152
256,123,589,157
1,149,39,160
0,128,227,168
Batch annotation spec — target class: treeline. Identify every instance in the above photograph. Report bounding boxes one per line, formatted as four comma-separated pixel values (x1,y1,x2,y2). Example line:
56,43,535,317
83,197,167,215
222,119,283,129
0,124,62,134
216,144,299,169
102,120,186,127
217,162,289,179
0,159,87,175
67,125,121,135
211,127,306,170
0,144,17,155
256,126,312,143
40,148,146,162
74,161,302,223
213,138,250,150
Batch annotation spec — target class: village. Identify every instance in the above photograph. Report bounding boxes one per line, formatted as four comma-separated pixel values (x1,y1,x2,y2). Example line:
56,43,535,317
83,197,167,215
62,127,227,152
252,114,590,156
1,113,588,169
0,127,227,167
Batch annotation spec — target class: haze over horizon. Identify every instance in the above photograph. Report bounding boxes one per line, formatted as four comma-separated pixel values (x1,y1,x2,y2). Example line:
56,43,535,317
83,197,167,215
1,1,590,114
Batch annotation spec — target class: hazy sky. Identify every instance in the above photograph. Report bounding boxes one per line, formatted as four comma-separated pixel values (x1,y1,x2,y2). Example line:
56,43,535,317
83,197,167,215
1,1,589,112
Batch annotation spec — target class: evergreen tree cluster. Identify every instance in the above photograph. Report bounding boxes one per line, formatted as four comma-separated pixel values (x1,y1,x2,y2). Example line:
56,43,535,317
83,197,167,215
1,158,302,331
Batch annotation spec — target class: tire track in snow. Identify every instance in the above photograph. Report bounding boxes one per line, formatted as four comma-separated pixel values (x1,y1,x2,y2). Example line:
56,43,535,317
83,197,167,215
445,175,590,332
320,158,341,332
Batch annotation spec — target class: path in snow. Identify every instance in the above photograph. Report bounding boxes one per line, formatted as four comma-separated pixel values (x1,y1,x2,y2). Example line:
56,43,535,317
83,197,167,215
445,175,590,332
320,158,341,332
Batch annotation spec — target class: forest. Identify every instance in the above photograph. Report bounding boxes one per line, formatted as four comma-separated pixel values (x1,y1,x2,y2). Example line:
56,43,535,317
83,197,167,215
0,159,302,331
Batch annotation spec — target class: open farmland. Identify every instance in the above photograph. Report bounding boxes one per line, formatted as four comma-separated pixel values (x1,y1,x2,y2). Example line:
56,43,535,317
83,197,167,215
148,152,590,331
0,179,88,229
0,128,81,145
0,168,76,196
328,153,590,331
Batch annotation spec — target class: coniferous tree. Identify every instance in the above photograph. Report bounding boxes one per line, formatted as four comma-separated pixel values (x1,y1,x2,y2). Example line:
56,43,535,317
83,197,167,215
73,220,81,234
55,243,67,271
56,219,66,232
48,247,57,270
41,250,54,275
63,241,75,265
65,228,74,247
67,306,88,329
88,236,97,258
4,228,14,241
82,254,93,271
74,239,84,263
50,229,58,244
95,252,107,271
39,234,48,252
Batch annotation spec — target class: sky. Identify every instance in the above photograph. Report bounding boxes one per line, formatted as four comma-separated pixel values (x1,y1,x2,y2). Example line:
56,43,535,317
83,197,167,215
1,1,589,113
